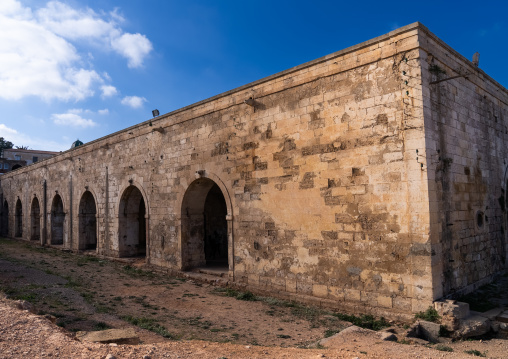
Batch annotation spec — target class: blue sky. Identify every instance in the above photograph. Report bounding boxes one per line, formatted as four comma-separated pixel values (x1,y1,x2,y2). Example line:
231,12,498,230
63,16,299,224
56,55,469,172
1,0,507,151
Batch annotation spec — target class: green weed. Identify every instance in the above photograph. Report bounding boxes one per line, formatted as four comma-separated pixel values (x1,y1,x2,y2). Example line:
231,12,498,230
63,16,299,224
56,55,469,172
464,349,486,357
435,345,453,352
333,313,389,331
122,315,173,338
414,306,440,323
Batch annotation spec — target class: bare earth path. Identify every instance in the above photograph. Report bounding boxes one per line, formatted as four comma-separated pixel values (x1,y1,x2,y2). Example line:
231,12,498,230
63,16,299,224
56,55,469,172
0,238,507,358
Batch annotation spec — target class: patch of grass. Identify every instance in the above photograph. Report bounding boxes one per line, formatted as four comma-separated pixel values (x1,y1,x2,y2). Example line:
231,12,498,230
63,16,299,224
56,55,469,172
464,349,486,357
14,292,37,302
435,344,453,352
77,256,100,266
333,313,389,331
95,305,111,314
236,291,256,301
123,315,173,338
64,277,81,288
94,321,111,331
414,306,440,323
122,265,155,278
211,288,257,301
324,329,339,338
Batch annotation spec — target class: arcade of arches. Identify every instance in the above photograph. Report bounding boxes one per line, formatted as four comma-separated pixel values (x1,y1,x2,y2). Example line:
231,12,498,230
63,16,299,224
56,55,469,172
0,179,230,273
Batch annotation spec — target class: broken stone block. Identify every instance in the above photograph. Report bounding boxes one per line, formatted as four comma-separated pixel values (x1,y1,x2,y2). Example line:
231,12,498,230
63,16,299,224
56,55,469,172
478,307,504,321
434,300,469,330
496,310,508,323
75,328,139,344
418,320,441,343
453,315,490,339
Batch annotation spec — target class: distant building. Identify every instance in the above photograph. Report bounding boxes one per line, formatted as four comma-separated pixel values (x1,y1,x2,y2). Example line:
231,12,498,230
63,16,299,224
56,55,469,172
0,148,59,174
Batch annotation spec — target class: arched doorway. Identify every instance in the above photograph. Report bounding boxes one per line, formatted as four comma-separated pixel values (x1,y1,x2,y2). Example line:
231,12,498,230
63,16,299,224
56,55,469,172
31,197,41,241
79,191,97,250
181,178,228,270
51,194,65,245
1,201,9,237
15,199,22,237
118,185,146,257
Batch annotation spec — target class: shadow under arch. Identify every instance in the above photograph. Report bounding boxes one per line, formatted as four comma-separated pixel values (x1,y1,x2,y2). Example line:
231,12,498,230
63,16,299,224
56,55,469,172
179,174,234,273
118,184,149,258
1,200,8,237
14,198,22,238
78,190,98,250
30,196,41,241
51,193,65,245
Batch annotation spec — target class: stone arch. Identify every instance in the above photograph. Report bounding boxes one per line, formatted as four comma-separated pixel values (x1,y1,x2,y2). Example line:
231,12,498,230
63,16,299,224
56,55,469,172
15,198,22,237
180,175,233,271
51,194,65,245
1,200,9,237
118,184,148,257
78,190,97,250
11,164,22,171
30,197,41,241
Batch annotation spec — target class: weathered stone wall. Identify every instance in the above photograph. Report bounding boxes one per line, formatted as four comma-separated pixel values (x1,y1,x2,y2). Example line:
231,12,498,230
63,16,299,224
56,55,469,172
4,23,501,319
419,28,508,299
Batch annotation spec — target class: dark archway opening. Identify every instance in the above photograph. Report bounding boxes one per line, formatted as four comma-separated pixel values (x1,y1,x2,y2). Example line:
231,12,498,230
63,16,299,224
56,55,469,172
11,164,22,171
181,178,228,270
51,195,65,245
1,201,9,237
15,199,22,237
118,186,146,257
79,191,97,250
31,197,40,241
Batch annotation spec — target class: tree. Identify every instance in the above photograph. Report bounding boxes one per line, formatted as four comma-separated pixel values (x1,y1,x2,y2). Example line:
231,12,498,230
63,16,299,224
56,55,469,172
0,137,14,157
15,145,30,150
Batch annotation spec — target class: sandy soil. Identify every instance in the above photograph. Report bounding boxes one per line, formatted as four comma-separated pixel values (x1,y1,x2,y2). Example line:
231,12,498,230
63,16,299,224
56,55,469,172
0,237,507,358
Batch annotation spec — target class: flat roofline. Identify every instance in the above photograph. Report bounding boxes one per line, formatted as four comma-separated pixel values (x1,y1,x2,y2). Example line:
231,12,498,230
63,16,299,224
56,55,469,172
3,149,60,155
56,22,424,155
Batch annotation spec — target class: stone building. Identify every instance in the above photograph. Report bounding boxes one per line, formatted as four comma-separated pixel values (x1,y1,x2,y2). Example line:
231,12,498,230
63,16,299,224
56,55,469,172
0,148,59,173
0,23,506,320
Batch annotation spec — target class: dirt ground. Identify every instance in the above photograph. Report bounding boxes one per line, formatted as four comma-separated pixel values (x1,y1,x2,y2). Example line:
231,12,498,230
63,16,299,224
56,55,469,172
0,237,507,358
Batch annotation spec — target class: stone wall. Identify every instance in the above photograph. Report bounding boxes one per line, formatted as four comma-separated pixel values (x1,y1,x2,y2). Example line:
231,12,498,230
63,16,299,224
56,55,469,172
2,23,505,319
419,28,508,299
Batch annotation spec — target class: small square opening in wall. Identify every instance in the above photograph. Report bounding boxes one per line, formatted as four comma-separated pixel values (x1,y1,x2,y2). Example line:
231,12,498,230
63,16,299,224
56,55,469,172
476,210,484,230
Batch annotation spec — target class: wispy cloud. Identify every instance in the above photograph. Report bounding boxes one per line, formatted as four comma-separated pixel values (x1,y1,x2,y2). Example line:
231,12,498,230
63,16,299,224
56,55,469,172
52,109,97,128
0,123,68,151
121,95,147,109
101,85,118,98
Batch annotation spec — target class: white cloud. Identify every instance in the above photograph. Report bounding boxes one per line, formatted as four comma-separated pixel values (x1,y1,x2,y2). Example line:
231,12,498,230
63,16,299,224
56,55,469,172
0,1,152,101
52,110,97,128
98,109,109,115
121,96,147,109
111,33,153,68
101,85,117,98
0,123,68,151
